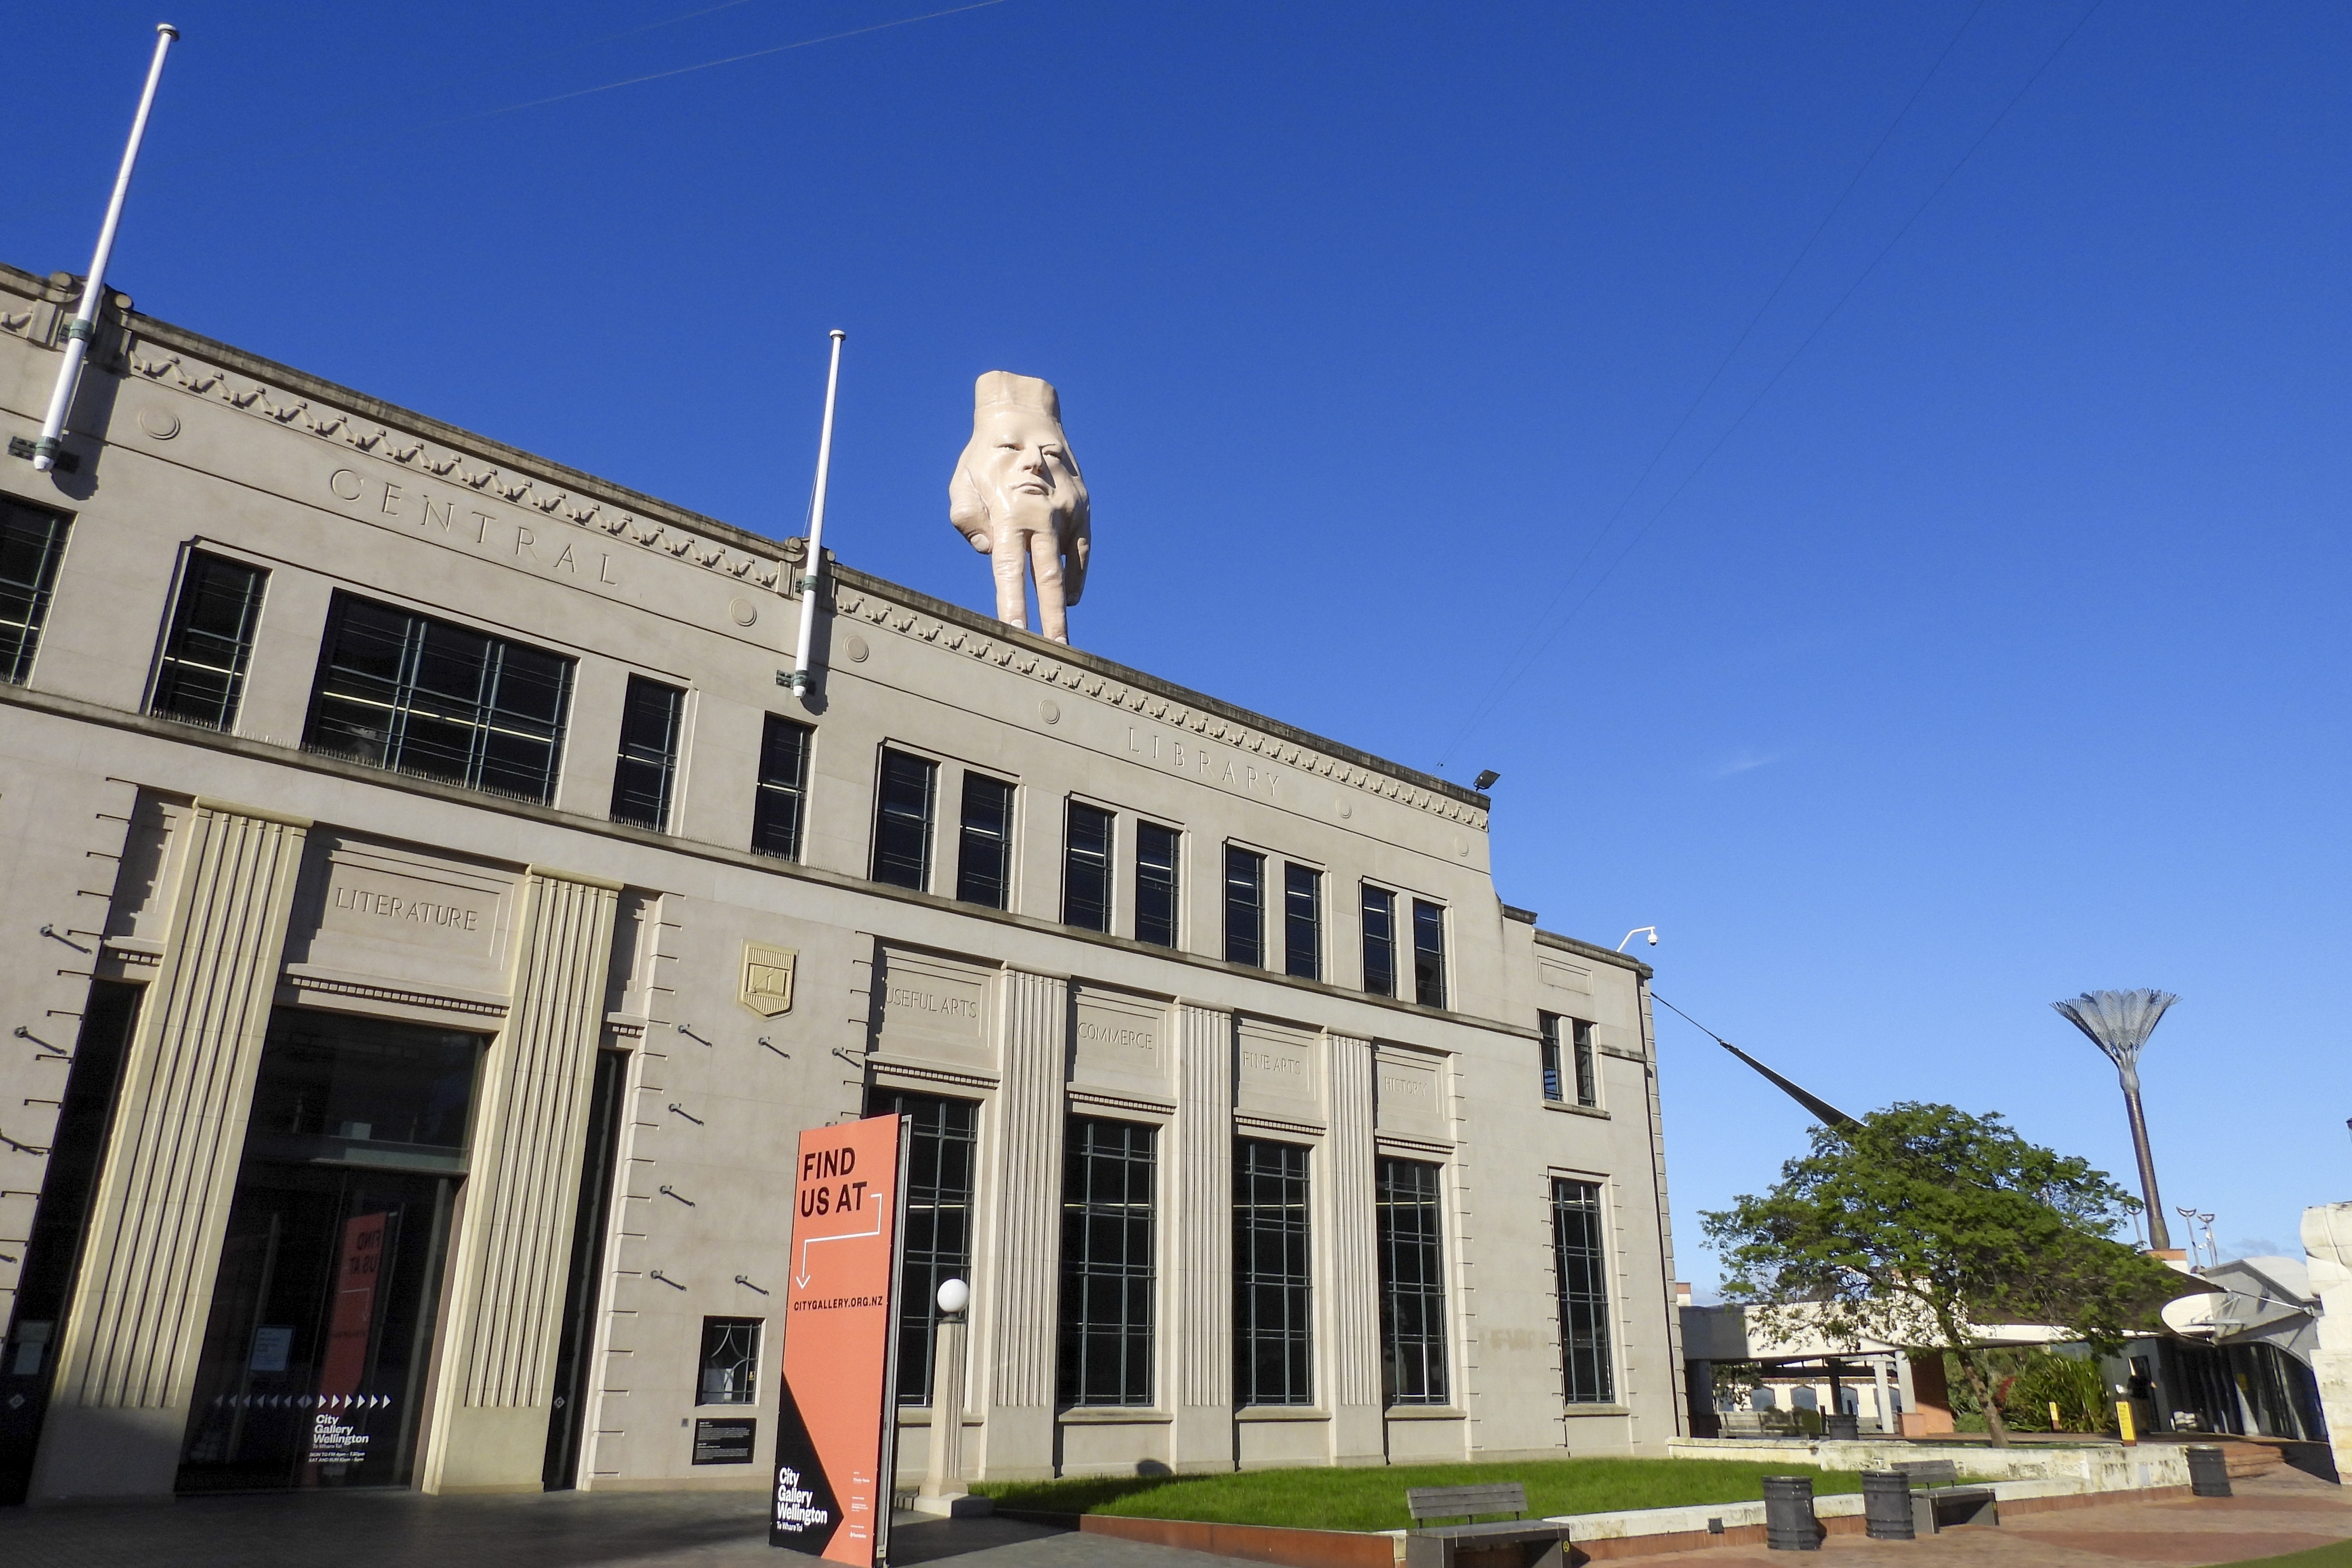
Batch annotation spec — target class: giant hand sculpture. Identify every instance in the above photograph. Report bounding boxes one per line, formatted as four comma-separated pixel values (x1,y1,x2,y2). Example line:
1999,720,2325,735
949,372,1089,644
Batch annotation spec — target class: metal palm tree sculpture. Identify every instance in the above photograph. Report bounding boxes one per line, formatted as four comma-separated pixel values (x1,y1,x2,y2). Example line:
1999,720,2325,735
2052,989,2180,1251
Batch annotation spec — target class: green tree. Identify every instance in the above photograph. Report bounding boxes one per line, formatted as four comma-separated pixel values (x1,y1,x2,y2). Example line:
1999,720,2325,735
1700,1102,2182,1447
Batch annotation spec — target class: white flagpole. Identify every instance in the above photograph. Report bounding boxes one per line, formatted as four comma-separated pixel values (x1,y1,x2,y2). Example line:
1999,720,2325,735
788,330,847,694
32,23,180,473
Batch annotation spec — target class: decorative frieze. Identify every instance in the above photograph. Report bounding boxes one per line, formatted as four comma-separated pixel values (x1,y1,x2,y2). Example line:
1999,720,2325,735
121,341,785,593
831,583,1490,831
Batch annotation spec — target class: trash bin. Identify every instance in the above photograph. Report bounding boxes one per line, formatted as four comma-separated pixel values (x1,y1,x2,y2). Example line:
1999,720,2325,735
1764,1475,1819,1552
1823,1413,1861,1441
2185,1444,2233,1498
1862,1470,1916,1540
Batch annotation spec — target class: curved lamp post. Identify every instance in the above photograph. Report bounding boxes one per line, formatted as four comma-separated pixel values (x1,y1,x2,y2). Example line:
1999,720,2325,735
2052,989,2180,1252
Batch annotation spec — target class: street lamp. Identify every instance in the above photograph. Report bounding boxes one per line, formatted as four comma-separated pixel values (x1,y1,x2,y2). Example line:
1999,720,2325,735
2053,990,2180,1252
915,1278,986,1516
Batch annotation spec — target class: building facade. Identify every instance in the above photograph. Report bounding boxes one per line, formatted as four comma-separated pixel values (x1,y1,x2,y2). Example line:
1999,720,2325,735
0,262,1683,1503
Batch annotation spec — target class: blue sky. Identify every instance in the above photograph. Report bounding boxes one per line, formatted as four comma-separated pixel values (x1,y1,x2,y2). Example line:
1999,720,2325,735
17,2,2347,1284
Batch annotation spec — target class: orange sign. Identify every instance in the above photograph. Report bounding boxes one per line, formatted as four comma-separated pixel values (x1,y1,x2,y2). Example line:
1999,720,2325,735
771,1114,906,1563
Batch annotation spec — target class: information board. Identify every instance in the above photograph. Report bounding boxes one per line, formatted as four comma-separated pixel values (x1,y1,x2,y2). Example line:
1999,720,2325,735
770,1114,906,1563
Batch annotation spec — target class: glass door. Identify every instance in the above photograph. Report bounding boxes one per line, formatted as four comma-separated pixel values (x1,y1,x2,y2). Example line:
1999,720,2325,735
178,1010,483,1492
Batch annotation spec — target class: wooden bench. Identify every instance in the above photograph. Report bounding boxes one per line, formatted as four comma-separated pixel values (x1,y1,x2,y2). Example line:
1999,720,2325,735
1403,1483,1571,1568
1893,1459,1999,1534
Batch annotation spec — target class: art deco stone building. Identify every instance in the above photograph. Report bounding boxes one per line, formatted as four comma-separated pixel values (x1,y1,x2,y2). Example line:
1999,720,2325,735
0,262,1683,1503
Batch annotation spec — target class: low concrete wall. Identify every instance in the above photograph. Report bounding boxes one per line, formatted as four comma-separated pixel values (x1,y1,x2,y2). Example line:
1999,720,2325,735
1057,1479,2205,1565
1665,1436,2193,1493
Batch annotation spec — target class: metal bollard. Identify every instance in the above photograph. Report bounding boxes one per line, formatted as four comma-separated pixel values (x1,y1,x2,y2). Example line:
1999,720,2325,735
1824,1413,1861,1441
1764,1475,1820,1552
1862,1470,1916,1540
2185,1444,2233,1498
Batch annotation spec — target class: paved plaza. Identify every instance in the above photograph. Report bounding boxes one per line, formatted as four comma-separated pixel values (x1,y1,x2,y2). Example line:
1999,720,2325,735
0,1489,1226,1568
0,1468,2343,1567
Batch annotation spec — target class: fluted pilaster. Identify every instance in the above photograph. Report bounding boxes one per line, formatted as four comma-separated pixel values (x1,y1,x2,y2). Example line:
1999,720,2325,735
1323,1033,1384,1464
977,967,1066,1479
422,868,619,1491
34,801,309,1498
1168,1003,1234,1471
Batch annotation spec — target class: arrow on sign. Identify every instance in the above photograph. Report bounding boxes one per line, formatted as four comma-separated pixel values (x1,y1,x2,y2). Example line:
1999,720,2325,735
794,1184,889,1288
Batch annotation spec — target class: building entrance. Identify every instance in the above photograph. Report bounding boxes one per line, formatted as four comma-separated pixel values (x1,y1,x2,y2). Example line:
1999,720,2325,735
177,1009,484,1493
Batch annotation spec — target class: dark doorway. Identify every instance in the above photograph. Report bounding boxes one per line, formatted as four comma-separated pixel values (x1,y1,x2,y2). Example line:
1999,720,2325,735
0,981,143,1505
543,1048,629,1489
176,1009,483,1492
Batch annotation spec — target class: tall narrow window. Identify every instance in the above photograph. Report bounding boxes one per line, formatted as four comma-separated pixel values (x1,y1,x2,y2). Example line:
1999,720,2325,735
150,552,267,730
697,1317,762,1405
1224,847,1264,967
867,1091,978,1406
1063,802,1112,931
872,749,937,890
0,981,139,1506
1540,1014,1565,1103
1572,1019,1599,1108
957,774,1016,909
610,675,685,831
0,497,70,686
1234,1140,1312,1407
1283,864,1322,980
1412,899,1447,1009
304,593,574,803
751,714,813,860
1376,1156,1448,1406
1134,821,1180,948
1361,885,1397,998
1552,1179,1614,1404
1057,1118,1156,1407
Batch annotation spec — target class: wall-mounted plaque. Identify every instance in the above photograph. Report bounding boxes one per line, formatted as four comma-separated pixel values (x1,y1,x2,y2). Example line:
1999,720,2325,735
693,1417,756,1465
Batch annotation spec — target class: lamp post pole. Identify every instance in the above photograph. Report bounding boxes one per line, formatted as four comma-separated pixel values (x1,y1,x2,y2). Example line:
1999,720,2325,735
914,1279,988,1517
2052,990,2180,1254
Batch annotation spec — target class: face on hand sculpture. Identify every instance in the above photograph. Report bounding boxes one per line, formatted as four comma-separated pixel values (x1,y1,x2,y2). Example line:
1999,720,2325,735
949,372,1090,644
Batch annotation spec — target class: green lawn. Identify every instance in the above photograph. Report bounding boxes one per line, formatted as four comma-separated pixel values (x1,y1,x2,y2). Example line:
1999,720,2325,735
2215,1545,2352,1568
973,1457,1863,1533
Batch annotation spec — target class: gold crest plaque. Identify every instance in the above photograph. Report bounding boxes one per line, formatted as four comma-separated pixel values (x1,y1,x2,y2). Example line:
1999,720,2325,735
739,941,796,1018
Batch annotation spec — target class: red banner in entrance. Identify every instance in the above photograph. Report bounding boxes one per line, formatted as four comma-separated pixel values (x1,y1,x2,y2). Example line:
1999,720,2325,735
771,1114,906,1563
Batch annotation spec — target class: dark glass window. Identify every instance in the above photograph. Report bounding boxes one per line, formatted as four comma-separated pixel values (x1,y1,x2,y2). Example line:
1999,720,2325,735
1064,802,1111,931
1361,885,1397,998
1224,847,1265,967
1540,1014,1564,1102
751,714,813,860
1134,821,1179,948
1412,899,1447,1009
698,1317,762,1405
1376,1156,1448,1406
866,1091,978,1406
872,749,937,889
1283,864,1322,980
0,497,69,685
609,675,684,831
1234,1140,1312,1408
303,594,573,804
177,1009,486,1493
957,774,1016,909
1572,1019,1599,1108
240,1009,482,1166
1552,1179,1614,1404
150,552,268,730
1057,1118,1155,1407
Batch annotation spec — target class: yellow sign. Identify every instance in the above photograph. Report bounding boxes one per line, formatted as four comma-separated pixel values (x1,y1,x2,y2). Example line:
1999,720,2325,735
740,941,796,1018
